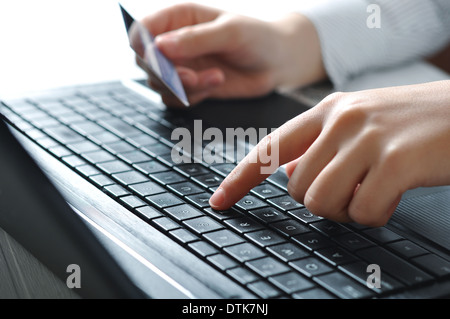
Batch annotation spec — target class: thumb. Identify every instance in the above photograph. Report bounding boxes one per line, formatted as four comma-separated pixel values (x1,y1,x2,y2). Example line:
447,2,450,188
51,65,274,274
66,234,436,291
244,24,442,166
155,19,234,59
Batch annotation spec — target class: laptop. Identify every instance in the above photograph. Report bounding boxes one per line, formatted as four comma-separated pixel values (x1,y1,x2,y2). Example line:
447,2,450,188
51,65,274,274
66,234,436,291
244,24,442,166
1,6,450,300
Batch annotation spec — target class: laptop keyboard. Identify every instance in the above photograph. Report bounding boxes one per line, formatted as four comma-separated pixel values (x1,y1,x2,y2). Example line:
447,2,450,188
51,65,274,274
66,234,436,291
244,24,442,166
2,81,450,299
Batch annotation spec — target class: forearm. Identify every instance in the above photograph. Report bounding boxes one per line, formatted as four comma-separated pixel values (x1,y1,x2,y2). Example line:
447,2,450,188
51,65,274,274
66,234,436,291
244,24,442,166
270,13,326,89
300,0,450,89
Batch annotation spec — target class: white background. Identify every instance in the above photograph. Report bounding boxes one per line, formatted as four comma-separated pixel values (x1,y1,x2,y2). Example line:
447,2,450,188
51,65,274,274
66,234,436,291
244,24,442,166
0,0,317,96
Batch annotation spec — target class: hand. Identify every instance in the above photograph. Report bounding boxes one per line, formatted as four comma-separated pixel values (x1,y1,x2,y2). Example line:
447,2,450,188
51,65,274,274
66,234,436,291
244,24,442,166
209,80,450,227
137,3,325,106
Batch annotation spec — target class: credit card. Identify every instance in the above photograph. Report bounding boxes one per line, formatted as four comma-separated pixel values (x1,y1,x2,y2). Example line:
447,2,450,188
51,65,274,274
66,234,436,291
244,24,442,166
119,4,189,107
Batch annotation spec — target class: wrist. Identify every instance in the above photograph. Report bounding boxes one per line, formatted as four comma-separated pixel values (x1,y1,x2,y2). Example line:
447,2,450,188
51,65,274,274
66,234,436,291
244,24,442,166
271,13,326,89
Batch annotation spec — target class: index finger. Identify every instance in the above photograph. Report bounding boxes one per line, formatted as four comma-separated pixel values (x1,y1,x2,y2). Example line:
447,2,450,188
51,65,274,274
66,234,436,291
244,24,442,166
140,3,222,37
209,107,323,210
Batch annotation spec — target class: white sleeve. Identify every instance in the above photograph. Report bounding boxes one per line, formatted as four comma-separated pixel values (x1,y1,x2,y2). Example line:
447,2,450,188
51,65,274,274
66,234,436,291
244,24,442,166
300,0,450,90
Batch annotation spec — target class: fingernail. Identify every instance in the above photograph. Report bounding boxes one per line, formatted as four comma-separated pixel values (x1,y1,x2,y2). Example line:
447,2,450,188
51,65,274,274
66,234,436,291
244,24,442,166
209,187,226,208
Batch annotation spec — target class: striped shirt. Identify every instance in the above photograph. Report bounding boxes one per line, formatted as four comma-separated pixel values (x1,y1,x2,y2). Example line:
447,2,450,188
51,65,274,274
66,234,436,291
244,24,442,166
301,0,450,89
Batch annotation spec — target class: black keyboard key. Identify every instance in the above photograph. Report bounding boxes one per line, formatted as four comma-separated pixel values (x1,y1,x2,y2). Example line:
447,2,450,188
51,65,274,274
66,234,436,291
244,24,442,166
131,115,158,132
75,164,101,177
185,193,213,209
203,229,245,248
71,122,104,136
104,184,130,197
56,113,85,124
25,129,47,140
81,150,115,164
39,102,70,114
129,181,165,197
45,126,84,144
89,174,114,187
113,171,148,185
5,99,36,111
245,229,285,247
157,153,180,167
191,173,223,188
164,204,204,221
314,246,358,266
103,140,135,155
292,288,336,299
270,219,310,237
35,137,59,149
139,120,172,139
334,233,375,252
175,163,210,177
247,281,282,298
126,134,158,148
48,145,72,158
224,242,266,262
207,254,239,271
151,217,181,232
356,246,433,286
146,193,184,208
62,155,86,167
292,232,334,251
20,109,48,121
269,272,314,294
266,168,289,191
209,163,236,177
224,216,265,233
88,130,121,145
412,254,450,278
235,195,268,211
66,140,100,154
385,240,428,259
169,228,199,244
347,222,371,231
289,257,333,278
251,184,285,199
362,227,403,244
118,150,152,165
246,256,290,277
339,261,404,294
227,267,259,285
119,195,147,209
289,208,323,224
134,161,169,175
314,272,374,299
188,241,218,257
151,171,186,185
310,220,350,237
183,216,224,234
98,118,142,138
267,242,309,262
167,181,203,196
135,206,162,221
30,117,60,128
97,160,131,175
268,195,304,211
141,143,171,157
204,207,241,221
66,99,94,111
80,109,111,121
